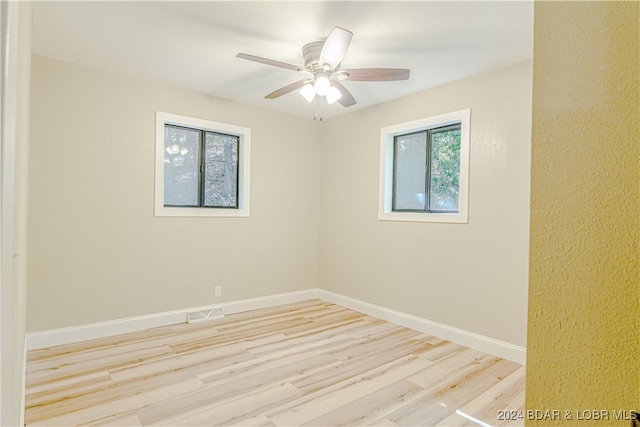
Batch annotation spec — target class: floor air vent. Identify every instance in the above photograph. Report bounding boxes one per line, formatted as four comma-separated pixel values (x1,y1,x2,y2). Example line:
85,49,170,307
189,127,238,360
187,306,224,324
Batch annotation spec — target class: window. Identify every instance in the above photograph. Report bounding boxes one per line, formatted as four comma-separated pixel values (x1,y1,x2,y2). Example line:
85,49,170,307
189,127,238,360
163,125,239,208
379,109,470,223
393,124,461,213
155,112,250,217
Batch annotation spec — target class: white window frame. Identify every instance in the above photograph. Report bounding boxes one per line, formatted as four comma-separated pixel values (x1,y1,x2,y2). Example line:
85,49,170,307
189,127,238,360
379,109,471,223
155,112,251,217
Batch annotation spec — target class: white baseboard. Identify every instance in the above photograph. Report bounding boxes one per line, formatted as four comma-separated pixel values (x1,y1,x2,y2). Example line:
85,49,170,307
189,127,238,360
317,289,526,365
222,289,320,315
25,289,319,351
20,341,27,426
25,288,525,365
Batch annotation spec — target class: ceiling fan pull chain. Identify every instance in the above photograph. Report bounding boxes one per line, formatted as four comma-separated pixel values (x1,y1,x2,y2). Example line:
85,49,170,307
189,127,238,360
314,94,324,121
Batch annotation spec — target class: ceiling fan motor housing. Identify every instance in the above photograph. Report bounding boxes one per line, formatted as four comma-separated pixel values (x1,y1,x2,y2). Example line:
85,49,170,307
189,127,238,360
302,41,328,72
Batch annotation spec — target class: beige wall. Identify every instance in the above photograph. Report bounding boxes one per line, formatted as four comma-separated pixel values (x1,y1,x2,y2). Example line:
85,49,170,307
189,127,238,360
320,62,533,347
526,2,639,423
28,57,533,351
27,55,321,332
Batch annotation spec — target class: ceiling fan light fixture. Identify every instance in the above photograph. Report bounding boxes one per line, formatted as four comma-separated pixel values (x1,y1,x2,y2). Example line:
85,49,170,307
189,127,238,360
314,73,331,96
236,25,409,115
299,84,316,102
325,85,343,104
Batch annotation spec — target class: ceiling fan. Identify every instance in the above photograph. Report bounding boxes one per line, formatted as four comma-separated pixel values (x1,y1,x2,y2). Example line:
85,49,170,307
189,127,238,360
236,27,410,110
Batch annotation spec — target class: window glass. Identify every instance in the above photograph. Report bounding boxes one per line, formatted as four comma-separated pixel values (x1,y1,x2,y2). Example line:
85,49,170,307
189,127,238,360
164,125,200,207
391,125,461,214
429,126,461,212
393,132,427,211
204,132,239,208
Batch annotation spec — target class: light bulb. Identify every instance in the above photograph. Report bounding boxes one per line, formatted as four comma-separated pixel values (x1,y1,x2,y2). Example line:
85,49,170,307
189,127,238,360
299,84,315,103
325,85,343,104
314,75,331,96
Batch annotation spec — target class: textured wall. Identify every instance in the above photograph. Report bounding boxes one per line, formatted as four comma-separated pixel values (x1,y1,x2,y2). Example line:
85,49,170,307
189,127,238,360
526,2,639,425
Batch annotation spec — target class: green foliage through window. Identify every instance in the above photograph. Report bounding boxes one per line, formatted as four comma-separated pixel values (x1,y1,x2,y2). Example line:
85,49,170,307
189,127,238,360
429,127,461,211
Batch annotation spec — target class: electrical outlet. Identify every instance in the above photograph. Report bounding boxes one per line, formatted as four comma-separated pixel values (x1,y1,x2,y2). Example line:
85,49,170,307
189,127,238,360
214,286,222,297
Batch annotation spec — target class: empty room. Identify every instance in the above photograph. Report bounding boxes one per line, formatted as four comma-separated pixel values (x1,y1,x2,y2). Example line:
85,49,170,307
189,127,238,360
1,1,637,426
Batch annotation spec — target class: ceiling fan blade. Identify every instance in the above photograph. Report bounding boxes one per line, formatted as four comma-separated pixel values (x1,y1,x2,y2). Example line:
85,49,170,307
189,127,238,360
319,27,353,70
342,68,411,81
331,81,356,107
265,79,310,99
236,53,303,72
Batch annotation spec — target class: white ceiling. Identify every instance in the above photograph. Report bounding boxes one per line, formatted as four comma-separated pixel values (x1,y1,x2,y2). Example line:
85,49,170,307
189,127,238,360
32,1,533,120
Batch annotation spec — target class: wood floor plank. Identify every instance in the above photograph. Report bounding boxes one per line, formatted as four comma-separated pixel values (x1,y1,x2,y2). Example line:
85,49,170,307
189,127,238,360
26,370,112,399
25,371,114,409
270,312,369,340
229,414,276,427
245,328,354,358
26,367,206,425
163,383,303,427
389,356,521,426
414,338,470,362
27,326,178,364
301,379,425,426
108,341,257,383
291,333,437,394
89,412,143,426
373,418,400,426
137,353,339,426
327,326,423,361
435,366,526,427
29,378,206,426
343,317,404,339
265,354,434,426
27,344,175,387
408,347,495,389
25,300,525,427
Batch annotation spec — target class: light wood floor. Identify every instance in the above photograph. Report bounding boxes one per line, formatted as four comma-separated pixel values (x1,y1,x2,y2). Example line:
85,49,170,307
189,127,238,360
25,300,525,426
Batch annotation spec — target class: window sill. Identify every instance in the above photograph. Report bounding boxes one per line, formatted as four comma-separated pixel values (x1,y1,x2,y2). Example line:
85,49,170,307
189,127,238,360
155,206,250,218
378,211,468,224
